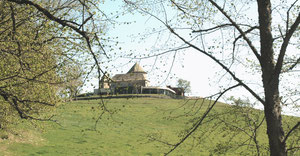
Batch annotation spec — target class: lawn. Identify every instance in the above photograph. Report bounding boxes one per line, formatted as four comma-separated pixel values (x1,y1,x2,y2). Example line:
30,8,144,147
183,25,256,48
0,98,299,155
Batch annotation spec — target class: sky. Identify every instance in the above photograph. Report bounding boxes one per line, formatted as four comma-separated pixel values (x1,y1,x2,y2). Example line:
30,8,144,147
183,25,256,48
83,0,219,97
81,0,299,116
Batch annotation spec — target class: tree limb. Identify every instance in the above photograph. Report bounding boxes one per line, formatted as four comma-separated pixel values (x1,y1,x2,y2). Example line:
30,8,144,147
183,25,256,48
288,57,300,71
7,0,107,89
233,26,259,56
166,24,265,104
192,24,233,33
125,0,265,105
283,121,300,144
274,12,300,77
164,84,241,155
7,0,86,37
208,0,261,64
286,0,299,32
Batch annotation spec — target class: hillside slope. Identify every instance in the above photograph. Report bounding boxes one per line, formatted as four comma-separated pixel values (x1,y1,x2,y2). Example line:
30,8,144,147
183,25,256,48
1,98,299,155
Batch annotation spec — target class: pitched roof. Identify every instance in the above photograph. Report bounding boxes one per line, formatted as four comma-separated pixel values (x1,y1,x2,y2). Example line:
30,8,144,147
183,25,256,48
127,63,146,74
112,73,148,82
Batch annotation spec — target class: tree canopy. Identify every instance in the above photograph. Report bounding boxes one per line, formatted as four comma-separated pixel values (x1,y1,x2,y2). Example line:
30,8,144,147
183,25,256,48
0,0,111,128
177,78,191,93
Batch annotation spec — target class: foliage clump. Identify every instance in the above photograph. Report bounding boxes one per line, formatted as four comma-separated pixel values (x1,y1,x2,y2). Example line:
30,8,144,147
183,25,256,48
0,0,107,129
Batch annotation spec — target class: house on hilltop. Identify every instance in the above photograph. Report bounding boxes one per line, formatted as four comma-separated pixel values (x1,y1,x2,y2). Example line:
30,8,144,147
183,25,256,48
110,63,150,94
94,62,182,97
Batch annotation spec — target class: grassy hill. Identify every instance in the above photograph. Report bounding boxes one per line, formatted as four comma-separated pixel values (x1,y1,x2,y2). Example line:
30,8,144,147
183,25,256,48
0,98,299,155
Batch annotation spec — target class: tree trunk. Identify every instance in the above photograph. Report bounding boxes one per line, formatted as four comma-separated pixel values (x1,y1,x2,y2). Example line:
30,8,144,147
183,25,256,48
257,0,287,155
263,82,286,156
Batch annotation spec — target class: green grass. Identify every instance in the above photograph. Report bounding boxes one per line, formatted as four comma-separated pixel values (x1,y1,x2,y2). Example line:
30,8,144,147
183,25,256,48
0,98,299,155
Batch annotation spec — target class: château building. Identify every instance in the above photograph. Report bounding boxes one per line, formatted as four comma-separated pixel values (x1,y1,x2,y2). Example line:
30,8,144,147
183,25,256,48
95,63,184,97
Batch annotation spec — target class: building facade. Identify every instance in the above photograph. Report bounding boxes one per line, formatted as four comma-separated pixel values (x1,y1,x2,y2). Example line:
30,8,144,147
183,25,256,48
110,63,149,94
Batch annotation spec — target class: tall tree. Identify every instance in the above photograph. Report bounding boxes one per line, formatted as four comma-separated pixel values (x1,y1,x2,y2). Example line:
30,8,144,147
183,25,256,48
124,0,300,155
0,0,111,128
0,1,60,126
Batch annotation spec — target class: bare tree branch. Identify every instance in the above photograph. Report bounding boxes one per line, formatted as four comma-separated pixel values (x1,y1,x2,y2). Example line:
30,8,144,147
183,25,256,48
283,121,300,144
125,0,265,104
166,24,265,104
275,12,300,77
208,0,261,64
164,83,241,155
288,57,300,71
192,24,233,33
232,26,259,57
286,0,299,32
125,46,190,59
